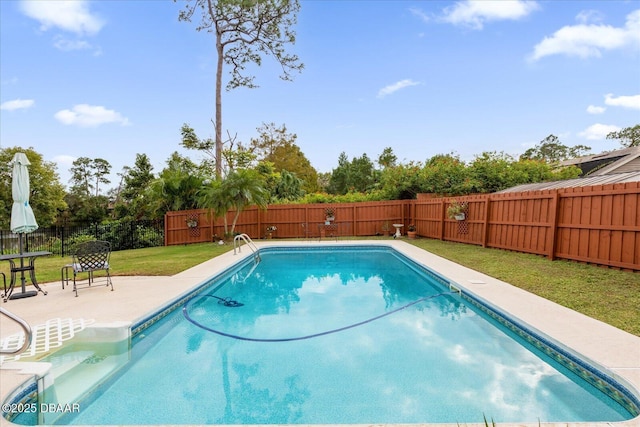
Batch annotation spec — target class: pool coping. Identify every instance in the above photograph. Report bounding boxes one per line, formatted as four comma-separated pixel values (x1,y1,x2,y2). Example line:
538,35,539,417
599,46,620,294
1,239,639,427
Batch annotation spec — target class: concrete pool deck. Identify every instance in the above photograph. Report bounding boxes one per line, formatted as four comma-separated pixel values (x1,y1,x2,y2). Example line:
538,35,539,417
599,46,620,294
1,240,639,427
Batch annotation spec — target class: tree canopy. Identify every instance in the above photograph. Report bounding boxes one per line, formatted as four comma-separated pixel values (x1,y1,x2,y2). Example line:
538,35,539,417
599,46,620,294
249,122,318,193
607,124,640,148
328,152,377,195
113,153,156,220
520,134,591,163
69,157,112,197
146,152,204,218
64,157,113,223
0,146,66,228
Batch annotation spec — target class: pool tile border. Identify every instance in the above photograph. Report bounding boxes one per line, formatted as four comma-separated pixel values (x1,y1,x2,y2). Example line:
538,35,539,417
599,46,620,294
1,381,37,423
463,293,640,417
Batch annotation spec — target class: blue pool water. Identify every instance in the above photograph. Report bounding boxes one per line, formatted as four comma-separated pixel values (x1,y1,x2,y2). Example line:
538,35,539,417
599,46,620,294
10,246,639,425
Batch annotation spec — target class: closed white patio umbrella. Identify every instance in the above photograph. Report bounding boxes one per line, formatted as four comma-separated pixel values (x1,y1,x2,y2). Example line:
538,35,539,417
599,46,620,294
9,152,39,298
10,152,38,234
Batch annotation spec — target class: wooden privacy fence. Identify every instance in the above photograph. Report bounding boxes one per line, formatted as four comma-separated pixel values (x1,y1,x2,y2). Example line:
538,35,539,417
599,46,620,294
166,181,640,271
415,182,639,271
165,200,410,244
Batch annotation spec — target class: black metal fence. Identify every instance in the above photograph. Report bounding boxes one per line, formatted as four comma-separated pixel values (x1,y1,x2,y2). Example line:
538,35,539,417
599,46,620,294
0,219,164,256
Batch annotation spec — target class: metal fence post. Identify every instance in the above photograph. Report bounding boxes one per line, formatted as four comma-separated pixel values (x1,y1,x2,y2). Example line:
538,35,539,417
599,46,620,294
61,225,66,257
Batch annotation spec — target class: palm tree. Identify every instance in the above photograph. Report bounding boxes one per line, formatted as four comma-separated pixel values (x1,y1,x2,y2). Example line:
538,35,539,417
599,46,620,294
198,169,269,237
274,169,305,201
197,178,232,236
145,153,204,218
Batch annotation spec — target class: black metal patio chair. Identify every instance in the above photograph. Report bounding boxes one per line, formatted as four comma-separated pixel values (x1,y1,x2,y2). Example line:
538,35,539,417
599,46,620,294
61,240,114,297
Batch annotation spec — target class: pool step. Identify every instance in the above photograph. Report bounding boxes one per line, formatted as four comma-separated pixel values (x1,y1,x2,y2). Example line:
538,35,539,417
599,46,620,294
50,350,127,403
34,322,132,425
0,318,95,364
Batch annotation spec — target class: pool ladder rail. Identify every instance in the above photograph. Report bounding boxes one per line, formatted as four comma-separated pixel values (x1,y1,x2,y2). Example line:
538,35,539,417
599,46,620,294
0,307,32,357
233,233,261,263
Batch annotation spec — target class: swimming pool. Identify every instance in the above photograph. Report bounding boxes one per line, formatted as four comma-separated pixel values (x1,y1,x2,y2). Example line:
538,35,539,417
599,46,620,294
5,244,640,425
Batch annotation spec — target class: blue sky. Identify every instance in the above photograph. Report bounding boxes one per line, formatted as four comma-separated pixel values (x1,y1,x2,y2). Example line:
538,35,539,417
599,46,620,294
1,0,639,190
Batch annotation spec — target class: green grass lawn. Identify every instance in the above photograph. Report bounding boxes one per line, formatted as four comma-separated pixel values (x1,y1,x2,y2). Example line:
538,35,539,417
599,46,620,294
0,243,232,284
2,239,638,336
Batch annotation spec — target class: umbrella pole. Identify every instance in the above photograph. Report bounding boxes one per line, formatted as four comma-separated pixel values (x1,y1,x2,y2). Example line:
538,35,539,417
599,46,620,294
19,233,26,292
9,233,38,299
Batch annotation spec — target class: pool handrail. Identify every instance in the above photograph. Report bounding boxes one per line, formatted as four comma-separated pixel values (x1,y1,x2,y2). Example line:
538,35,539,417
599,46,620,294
233,233,261,262
0,307,32,356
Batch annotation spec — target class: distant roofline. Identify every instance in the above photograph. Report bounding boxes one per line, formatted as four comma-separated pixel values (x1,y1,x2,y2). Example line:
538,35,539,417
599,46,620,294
560,146,640,167
496,170,640,193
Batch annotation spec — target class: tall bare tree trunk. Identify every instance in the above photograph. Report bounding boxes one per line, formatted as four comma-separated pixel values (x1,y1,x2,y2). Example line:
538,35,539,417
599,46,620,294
215,33,224,178
181,0,303,179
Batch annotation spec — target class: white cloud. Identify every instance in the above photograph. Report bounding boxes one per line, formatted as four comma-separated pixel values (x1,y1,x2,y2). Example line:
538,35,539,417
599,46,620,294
579,123,620,140
19,0,104,36
604,93,640,110
1,77,19,86
52,36,103,56
586,105,605,114
377,79,421,98
575,10,604,25
0,99,35,111
529,9,640,61
441,0,539,30
54,104,130,127
409,8,430,24
53,36,91,51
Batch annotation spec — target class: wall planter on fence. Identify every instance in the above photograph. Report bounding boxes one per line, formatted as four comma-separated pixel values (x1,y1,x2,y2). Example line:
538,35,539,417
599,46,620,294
446,200,468,220
446,200,468,234
324,207,335,224
186,214,200,237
